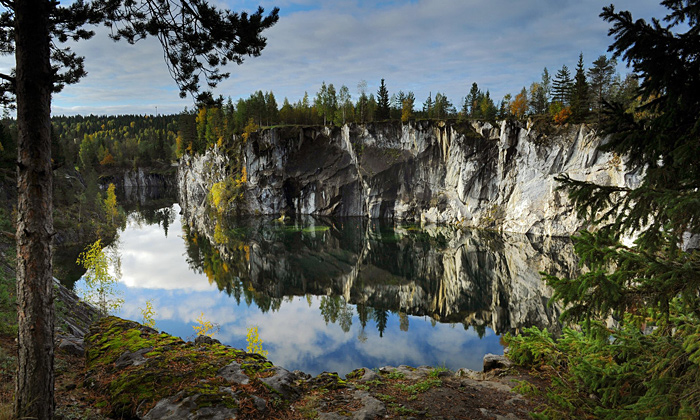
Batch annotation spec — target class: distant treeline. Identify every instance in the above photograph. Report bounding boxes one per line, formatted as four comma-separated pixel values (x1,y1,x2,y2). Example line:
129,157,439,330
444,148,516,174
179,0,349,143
0,114,178,173
0,51,643,166
177,52,640,156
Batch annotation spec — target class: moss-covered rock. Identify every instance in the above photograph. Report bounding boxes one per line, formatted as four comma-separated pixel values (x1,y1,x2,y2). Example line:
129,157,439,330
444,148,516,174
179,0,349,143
83,316,297,418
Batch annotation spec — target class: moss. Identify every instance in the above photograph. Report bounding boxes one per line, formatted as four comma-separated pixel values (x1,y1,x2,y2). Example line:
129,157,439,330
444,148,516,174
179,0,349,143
345,368,365,380
84,316,275,418
308,372,347,391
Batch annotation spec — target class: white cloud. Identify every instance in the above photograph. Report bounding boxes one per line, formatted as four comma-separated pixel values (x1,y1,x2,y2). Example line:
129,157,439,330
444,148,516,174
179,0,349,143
0,0,662,116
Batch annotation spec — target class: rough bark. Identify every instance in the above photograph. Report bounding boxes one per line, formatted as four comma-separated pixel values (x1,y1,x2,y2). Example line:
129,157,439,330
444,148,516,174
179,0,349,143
14,0,55,418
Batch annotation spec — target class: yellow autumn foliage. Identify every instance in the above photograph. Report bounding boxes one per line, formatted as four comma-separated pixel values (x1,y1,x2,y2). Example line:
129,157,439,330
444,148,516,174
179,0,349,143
192,312,218,337
246,326,268,357
208,167,247,214
140,299,157,329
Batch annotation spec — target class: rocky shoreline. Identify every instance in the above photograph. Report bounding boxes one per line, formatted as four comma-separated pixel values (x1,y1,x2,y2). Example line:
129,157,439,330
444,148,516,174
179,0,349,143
52,281,535,419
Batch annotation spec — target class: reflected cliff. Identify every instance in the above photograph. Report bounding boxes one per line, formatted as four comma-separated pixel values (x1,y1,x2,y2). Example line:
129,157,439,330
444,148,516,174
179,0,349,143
182,215,577,337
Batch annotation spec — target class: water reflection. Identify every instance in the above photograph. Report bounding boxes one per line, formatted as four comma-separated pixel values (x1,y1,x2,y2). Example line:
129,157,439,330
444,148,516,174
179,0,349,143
182,215,576,338
65,203,578,376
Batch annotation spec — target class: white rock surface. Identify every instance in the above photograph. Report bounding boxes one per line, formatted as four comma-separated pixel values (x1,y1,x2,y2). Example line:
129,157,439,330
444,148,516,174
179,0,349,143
178,120,637,236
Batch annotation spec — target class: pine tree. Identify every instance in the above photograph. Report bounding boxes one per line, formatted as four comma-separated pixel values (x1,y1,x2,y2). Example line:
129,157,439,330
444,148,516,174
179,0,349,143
588,54,617,122
375,79,390,121
433,92,454,119
0,1,278,418
508,2,700,418
569,53,589,122
552,64,573,105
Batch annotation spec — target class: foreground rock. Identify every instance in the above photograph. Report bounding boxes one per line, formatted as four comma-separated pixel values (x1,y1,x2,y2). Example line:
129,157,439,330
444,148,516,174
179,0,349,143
54,278,100,357
83,316,534,419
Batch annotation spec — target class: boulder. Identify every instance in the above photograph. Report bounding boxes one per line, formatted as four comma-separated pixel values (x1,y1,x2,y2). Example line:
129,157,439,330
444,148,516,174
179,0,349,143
483,353,513,372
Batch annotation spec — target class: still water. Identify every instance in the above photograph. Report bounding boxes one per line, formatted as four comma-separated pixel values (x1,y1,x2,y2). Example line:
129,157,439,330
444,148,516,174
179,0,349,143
71,202,575,376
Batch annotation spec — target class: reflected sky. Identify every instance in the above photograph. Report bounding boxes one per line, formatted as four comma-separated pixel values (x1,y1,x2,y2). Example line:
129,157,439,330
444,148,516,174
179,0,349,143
74,204,504,376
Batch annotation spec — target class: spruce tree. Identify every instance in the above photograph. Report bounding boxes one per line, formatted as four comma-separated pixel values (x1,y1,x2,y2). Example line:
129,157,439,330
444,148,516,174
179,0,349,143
508,2,700,418
423,92,433,118
465,82,481,118
552,64,573,105
588,54,617,122
375,79,391,121
569,53,590,122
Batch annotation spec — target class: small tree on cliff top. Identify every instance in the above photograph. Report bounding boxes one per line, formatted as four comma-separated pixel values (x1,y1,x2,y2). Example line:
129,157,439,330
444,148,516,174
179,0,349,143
375,79,390,121
0,1,278,418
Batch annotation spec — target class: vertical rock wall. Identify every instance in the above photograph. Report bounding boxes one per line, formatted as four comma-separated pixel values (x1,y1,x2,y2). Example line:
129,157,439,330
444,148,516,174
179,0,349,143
178,120,637,236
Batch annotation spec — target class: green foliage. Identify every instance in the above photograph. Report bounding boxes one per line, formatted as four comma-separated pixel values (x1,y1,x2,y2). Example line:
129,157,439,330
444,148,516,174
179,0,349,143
315,81,338,126
76,239,124,317
385,370,405,380
552,65,573,105
514,3,700,419
506,320,700,419
245,325,268,357
569,53,590,123
375,79,391,121
49,114,179,171
395,378,442,399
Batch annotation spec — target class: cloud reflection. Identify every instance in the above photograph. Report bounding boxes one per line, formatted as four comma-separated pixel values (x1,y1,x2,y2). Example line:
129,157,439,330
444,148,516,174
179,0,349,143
90,205,505,376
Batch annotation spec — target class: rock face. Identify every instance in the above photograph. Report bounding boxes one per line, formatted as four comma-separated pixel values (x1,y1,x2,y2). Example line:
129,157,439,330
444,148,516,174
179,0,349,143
178,120,637,236
54,278,100,357
101,167,176,191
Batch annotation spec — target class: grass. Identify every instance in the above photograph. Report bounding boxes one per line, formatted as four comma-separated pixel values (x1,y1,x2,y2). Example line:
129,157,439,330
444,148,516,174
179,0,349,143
396,378,443,396
385,370,405,380
0,270,16,336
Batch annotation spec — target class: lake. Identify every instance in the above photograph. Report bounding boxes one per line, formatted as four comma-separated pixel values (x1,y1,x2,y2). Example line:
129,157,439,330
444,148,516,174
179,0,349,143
67,200,576,377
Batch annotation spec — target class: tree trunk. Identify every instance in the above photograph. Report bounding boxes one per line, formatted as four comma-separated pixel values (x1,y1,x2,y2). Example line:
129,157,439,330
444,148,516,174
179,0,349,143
14,0,55,418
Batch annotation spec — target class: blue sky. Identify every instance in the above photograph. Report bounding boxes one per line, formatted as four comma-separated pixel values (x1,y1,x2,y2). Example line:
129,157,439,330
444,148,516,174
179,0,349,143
1,1,671,116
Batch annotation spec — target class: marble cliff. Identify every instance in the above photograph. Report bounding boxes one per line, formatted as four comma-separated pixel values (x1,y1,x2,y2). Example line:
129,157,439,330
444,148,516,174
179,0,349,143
178,120,637,236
